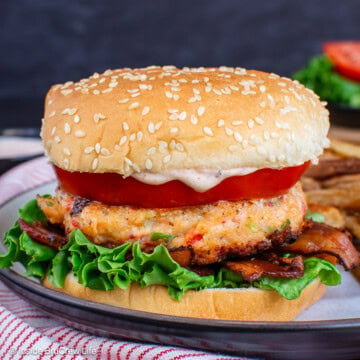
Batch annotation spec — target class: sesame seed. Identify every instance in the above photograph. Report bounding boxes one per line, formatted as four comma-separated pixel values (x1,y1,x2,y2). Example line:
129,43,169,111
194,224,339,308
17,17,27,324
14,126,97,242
148,123,155,133
63,158,69,169
61,89,73,96
63,148,71,156
92,158,98,170
51,127,56,136
232,121,243,126
248,119,254,128
93,113,106,123
275,120,290,129
49,111,56,118
137,131,143,141
131,92,140,98
271,131,279,138
217,119,225,127
62,108,77,115
280,106,297,115
255,117,264,125
95,143,101,154
188,97,197,103
197,106,205,116
122,122,129,131
146,147,156,156
145,159,153,170
163,155,171,163
213,89,222,95
54,136,61,143
169,140,176,150
93,90,100,95
176,143,184,152
230,85,239,91
124,157,133,165
165,91,173,99
129,133,136,141
228,145,238,152
263,131,270,140
170,127,179,134
127,89,139,93
205,86,212,93
142,106,150,116
119,136,127,145
119,98,129,104
179,111,187,120
267,94,275,108
190,115,198,125
173,94,180,101
234,132,243,143
169,113,179,120
75,130,85,138
225,127,233,136
158,141,168,153
128,102,139,110
102,88,113,93
155,122,162,130
74,114,80,123
109,82,118,88
168,109,178,114
259,101,266,108
259,85,266,93
84,147,94,154
203,127,213,136
64,123,71,134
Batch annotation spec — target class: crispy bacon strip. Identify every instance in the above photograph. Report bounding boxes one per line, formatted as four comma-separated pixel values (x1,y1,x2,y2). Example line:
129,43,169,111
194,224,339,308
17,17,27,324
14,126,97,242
282,222,360,270
169,247,193,267
18,218,67,248
224,254,304,282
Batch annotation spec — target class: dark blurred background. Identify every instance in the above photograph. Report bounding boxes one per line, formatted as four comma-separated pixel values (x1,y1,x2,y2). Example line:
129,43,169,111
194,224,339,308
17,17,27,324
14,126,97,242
1,0,359,129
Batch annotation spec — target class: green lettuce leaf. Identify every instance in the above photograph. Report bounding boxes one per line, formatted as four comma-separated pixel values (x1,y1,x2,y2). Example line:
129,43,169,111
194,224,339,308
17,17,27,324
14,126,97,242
254,257,341,300
293,55,360,108
0,198,343,301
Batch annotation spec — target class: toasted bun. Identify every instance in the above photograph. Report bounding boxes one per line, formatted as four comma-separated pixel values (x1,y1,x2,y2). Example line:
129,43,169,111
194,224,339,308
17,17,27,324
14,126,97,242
41,66,329,176
43,274,326,321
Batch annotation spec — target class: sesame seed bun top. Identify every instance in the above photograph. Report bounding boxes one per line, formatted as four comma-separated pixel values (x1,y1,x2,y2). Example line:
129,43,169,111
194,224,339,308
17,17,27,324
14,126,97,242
41,65,329,176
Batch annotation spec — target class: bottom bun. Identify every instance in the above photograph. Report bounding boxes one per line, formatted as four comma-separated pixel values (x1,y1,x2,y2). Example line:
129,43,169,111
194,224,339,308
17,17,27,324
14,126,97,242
43,273,326,321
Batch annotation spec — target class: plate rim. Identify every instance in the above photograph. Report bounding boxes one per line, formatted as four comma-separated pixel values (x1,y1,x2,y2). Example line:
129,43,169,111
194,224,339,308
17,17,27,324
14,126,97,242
1,179,360,332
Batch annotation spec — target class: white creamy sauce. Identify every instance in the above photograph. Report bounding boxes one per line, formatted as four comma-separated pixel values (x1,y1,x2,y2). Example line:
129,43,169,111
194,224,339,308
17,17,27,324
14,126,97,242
0,137,43,159
133,167,259,192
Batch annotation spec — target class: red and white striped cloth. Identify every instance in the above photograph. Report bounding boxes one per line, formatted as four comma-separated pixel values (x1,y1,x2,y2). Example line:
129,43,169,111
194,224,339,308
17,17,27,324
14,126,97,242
0,158,250,360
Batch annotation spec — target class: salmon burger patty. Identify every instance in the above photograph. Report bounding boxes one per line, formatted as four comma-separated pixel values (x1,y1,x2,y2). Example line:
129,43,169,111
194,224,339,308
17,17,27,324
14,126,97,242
37,182,307,265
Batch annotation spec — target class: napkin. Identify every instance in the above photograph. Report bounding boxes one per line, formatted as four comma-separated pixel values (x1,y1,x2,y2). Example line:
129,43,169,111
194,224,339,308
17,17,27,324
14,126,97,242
0,157,252,360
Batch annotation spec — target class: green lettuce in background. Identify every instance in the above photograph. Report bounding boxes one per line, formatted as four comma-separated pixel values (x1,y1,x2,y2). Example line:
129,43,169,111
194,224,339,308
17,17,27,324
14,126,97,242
0,198,341,301
293,55,360,108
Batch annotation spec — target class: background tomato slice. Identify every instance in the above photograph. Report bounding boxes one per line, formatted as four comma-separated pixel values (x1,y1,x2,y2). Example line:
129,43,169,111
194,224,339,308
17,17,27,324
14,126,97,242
323,41,360,82
54,162,309,208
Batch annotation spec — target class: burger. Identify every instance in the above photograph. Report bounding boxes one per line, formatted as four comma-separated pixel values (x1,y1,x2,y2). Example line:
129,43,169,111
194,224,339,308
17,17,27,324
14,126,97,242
1,66,359,321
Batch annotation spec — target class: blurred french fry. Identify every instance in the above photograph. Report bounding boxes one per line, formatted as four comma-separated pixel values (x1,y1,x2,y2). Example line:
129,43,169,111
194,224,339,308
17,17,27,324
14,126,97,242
306,185,360,211
329,138,360,158
344,213,360,240
308,203,345,229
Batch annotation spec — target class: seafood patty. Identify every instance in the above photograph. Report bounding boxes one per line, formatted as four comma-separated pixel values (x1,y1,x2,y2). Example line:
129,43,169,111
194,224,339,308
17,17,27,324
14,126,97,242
37,183,307,265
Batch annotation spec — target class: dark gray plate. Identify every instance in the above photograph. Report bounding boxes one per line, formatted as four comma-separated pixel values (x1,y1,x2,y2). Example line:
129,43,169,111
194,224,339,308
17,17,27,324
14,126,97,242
1,183,360,360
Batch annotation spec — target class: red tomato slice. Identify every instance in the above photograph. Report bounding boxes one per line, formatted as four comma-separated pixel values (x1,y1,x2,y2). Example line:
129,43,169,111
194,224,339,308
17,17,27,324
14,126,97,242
54,162,309,208
323,41,360,82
